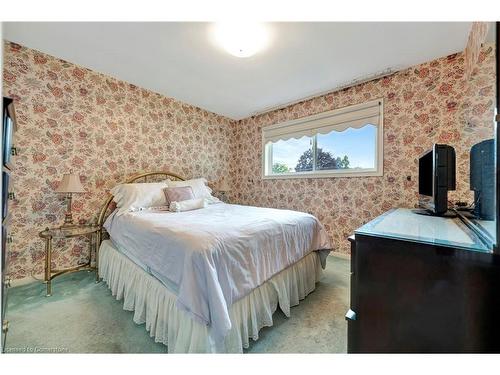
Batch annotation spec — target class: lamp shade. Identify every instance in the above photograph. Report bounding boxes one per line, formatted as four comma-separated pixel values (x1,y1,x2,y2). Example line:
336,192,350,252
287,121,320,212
218,179,231,192
56,173,85,193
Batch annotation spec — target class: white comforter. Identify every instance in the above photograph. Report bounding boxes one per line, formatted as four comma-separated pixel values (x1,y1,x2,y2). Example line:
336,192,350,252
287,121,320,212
104,203,331,342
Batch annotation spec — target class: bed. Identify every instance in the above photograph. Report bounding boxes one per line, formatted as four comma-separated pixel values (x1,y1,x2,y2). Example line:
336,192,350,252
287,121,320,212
96,171,332,353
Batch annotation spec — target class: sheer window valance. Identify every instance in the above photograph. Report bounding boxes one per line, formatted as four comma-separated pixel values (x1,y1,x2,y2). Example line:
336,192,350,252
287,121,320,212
263,99,382,144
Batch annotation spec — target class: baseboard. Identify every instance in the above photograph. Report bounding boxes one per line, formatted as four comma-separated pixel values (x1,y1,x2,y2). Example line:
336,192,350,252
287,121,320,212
9,262,96,288
328,251,350,260
9,273,43,288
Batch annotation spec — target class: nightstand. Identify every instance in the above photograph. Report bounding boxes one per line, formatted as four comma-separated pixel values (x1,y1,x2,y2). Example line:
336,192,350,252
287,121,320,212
39,224,99,296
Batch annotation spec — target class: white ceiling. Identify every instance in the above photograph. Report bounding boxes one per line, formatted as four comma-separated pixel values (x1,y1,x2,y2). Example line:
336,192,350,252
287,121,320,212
3,22,476,120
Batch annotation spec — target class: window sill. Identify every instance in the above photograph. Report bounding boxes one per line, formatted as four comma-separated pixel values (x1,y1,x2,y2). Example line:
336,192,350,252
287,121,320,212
262,169,383,179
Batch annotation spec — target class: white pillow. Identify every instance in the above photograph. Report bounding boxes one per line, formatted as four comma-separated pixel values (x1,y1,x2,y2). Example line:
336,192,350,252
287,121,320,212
110,182,168,215
169,198,207,212
165,178,220,204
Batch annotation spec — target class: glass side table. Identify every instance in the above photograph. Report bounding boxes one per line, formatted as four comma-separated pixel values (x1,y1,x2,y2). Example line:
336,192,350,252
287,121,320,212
39,224,99,297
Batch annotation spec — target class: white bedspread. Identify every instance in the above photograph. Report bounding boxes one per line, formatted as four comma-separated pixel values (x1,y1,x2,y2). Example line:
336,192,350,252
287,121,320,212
104,203,331,342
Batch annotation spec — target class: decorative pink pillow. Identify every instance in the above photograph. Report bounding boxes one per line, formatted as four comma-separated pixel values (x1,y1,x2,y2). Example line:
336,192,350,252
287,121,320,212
163,186,195,205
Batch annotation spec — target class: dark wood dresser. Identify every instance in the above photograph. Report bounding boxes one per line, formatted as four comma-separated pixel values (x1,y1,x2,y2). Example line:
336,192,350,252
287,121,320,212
2,97,17,352
346,208,500,353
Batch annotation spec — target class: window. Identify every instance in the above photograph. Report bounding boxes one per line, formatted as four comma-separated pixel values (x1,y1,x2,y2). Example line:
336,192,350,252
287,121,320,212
262,99,383,178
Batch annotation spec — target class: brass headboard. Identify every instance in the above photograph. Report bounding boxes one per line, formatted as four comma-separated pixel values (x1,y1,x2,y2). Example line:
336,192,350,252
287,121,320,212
95,171,185,254
96,170,185,228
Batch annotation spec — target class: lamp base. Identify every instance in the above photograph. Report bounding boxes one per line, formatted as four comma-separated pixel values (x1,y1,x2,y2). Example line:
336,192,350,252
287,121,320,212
61,193,76,228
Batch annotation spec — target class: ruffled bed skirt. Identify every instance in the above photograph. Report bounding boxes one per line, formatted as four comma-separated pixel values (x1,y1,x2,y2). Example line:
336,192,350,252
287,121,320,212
98,240,323,353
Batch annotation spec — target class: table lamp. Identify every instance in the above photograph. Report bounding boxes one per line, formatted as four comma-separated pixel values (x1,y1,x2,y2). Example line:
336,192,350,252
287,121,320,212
55,171,85,227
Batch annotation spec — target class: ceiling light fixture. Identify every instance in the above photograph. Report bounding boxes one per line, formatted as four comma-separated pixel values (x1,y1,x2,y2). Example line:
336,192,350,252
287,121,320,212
212,22,270,58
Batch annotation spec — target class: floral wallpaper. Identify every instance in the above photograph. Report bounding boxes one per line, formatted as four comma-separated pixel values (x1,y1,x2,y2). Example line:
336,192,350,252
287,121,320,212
3,41,235,280
229,45,496,255
465,22,490,80
2,39,496,280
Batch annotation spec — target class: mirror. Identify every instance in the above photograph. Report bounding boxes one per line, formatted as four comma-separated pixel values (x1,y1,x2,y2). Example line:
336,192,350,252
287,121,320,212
458,22,497,248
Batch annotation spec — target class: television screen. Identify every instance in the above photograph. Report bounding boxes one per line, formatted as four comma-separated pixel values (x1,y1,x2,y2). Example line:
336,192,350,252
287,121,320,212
417,144,456,216
470,139,495,220
419,150,433,197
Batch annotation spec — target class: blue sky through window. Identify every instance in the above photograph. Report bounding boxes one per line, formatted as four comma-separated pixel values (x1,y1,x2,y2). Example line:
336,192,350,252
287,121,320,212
272,124,376,171
272,136,312,172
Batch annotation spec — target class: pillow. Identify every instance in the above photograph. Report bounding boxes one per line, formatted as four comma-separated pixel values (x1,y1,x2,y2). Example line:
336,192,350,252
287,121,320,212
110,182,168,215
169,198,207,212
163,186,195,205
165,178,220,204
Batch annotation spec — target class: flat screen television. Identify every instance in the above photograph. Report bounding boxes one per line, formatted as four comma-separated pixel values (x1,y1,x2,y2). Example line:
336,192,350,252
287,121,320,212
418,144,456,216
470,139,495,220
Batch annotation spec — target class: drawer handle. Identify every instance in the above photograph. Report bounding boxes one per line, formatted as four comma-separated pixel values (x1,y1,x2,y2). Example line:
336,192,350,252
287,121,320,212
2,320,9,333
5,277,11,288
10,147,18,156
345,309,357,321
8,192,16,200
6,235,13,244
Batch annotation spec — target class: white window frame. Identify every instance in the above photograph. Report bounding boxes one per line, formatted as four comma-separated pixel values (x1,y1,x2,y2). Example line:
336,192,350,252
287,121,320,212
262,99,384,179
